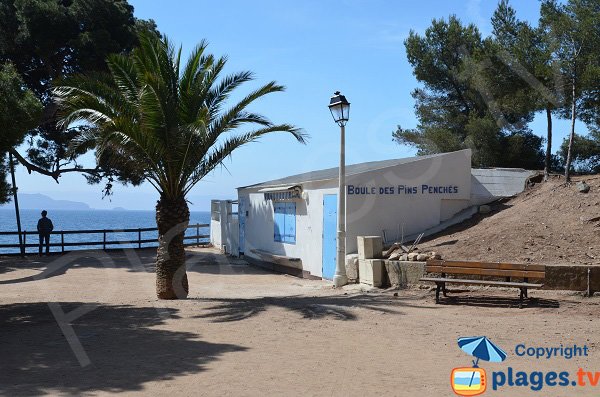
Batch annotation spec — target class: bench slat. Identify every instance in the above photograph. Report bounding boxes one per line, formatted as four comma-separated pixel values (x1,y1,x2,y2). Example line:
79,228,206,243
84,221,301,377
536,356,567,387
419,277,543,289
427,259,545,272
424,267,545,279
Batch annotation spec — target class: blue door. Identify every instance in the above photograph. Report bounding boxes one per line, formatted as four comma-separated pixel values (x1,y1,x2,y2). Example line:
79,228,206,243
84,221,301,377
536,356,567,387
238,197,246,255
322,194,337,280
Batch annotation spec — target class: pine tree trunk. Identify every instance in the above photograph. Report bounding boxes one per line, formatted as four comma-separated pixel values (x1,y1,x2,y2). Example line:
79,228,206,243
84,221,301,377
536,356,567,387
544,107,552,181
8,153,24,255
155,196,190,299
564,78,577,183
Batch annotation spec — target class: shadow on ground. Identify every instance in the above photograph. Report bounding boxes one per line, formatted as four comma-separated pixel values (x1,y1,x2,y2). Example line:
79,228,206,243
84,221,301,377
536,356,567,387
436,294,560,308
0,302,246,396
193,293,435,322
0,248,258,285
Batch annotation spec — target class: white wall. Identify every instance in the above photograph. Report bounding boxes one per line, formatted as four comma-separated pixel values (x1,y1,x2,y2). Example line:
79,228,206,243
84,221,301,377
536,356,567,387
209,200,222,248
239,181,337,277
209,200,239,254
237,150,472,278
440,199,472,222
471,168,535,205
345,149,472,253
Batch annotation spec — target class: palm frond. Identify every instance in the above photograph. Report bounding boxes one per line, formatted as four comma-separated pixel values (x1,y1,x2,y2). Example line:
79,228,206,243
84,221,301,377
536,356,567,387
106,54,139,103
53,31,306,200
184,124,306,195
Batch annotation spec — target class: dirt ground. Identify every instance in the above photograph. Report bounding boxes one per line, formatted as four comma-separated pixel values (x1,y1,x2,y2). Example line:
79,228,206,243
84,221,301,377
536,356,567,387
1,248,600,397
420,175,600,266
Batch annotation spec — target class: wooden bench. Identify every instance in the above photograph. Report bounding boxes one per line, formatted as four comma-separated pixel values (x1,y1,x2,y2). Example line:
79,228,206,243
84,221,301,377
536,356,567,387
420,260,545,308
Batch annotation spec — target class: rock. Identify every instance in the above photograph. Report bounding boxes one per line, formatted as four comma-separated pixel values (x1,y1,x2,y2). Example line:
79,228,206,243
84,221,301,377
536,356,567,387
408,253,419,261
429,252,442,260
400,253,409,261
389,249,401,260
479,204,491,214
416,253,428,261
577,181,590,193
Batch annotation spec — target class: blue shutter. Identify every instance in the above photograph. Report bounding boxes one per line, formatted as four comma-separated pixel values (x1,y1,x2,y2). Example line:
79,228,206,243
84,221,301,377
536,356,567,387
284,202,296,244
274,203,285,242
274,202,296,244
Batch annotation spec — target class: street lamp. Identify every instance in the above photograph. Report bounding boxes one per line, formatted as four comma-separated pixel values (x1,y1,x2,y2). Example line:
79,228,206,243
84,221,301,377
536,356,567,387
328,91,350,287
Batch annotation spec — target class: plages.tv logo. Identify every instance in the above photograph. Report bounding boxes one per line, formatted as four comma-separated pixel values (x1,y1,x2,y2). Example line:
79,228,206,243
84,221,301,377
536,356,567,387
451,336,508,396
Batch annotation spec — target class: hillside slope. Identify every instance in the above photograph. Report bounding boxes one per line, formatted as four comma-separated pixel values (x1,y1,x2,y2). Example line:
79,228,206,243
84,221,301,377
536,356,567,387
420,175,600,266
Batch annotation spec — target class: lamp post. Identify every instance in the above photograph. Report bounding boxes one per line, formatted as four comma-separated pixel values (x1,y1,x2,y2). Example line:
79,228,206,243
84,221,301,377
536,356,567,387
328,91,350,287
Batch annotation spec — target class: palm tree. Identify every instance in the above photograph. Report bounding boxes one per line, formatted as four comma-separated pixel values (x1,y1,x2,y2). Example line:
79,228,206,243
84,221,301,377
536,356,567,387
53,33,306,299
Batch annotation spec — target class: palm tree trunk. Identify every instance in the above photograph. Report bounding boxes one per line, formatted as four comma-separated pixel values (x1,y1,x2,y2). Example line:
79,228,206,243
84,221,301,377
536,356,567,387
155,196,190,299
544,107,552,181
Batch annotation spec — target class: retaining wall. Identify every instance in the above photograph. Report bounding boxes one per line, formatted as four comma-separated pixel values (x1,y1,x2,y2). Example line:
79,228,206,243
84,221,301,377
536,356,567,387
384,261,600,294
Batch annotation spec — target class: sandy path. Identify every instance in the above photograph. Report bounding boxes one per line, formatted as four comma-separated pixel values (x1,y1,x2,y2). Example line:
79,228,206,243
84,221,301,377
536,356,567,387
1,248,599,396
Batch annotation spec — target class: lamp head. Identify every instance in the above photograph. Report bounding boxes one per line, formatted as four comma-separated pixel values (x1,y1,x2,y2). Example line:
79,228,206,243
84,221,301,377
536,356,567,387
328,91,350,126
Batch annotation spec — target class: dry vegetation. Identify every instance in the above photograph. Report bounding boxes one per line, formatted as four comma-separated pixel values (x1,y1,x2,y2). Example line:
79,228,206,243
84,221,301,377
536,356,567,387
420,175,600,266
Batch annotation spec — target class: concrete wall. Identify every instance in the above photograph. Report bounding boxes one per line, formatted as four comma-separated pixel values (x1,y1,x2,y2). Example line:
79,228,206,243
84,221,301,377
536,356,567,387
345,149,472,252
384,262,600,294
209,200,239,255
440,199,473,222
545,265,600,294
357,263,600,295
225,213,239,255
210,200,223,248
471,168,535,205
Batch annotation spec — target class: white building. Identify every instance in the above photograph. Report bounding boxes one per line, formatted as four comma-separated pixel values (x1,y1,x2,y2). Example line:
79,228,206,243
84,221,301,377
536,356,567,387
211,149,534,279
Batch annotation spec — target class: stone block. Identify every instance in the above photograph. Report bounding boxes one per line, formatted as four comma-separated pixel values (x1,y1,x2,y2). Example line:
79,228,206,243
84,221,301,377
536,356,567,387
590,267,600,295
385,261,402,287
545,265,600,294
545,265,588,291
385,260,427,287
345,254,359,283
479,204,491,214
359,259,385,287
357,236,383,260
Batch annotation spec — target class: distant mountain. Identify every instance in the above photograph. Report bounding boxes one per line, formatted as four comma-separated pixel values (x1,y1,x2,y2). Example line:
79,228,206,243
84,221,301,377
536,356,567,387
1,193,91,211
112,207,128,211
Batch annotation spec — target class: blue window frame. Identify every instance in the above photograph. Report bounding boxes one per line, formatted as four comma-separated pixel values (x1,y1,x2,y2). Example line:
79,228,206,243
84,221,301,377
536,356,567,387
274,202,296,244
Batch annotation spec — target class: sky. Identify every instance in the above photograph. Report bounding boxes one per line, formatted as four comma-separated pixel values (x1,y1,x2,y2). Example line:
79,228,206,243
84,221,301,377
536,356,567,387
10,0,579,211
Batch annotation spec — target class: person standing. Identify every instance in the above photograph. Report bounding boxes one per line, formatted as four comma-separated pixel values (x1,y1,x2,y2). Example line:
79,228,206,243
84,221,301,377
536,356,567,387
37,210,54,255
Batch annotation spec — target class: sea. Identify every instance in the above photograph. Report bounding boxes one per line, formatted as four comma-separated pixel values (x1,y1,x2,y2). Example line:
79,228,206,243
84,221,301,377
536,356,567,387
0,208,211,254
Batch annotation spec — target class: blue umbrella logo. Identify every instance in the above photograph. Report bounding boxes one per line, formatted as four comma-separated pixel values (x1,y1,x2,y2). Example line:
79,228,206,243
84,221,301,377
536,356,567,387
458,336,507,387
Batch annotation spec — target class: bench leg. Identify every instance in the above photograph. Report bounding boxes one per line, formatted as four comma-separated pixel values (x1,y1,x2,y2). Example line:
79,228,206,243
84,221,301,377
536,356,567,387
519,288,525,309
442,282,448,297
435,283,441,304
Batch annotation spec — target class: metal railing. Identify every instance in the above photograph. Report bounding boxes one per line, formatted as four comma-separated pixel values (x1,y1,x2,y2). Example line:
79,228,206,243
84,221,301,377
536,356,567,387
0,223,209,255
